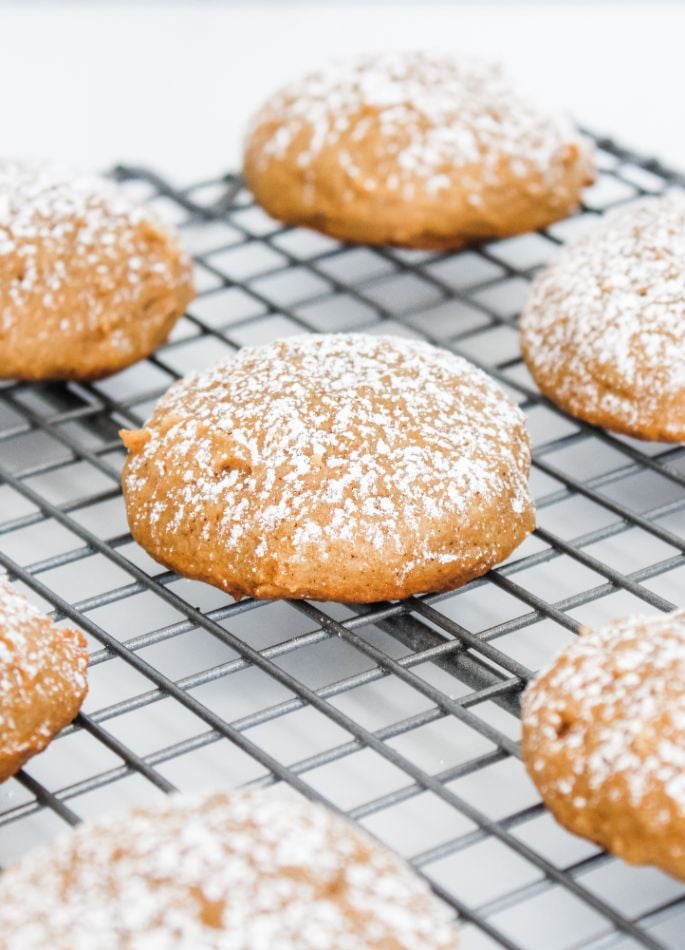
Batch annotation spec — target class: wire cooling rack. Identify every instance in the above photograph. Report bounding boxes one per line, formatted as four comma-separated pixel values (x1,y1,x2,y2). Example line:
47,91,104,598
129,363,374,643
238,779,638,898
1,134,684,949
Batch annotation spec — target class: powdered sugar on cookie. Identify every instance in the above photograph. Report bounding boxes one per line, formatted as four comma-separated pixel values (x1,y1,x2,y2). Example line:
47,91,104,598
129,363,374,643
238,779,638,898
249,51,590,197
0,789,458,948
0,161,193,377
122,334,534,601
0,579,88,775
521,193,685,440
523,610,685,815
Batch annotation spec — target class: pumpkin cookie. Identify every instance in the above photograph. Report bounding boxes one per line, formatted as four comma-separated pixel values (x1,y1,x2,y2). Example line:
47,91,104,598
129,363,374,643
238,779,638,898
0,578,88,782
0,161,195,381
121,334,535,603
244,51,593,249
0,789,459,948
522,610,685,881
520,194,685,441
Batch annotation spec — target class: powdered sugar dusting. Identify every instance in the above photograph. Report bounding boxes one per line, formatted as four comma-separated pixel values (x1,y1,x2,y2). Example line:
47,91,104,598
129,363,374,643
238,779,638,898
521,193,685,437
122,334,533,595
0,160,190,345
0,578,88,750
0,789,458,948
523,609,685,814
249,51,590,197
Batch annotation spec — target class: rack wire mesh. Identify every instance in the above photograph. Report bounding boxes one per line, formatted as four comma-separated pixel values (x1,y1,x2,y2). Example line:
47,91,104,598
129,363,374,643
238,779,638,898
0,134,684,949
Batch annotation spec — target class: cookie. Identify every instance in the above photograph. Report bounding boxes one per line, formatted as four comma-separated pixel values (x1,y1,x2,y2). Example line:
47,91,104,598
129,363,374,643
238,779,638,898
120,334,535,603
521,610,685,881
520,194,685,441
0,579,88,782
243,52,593,249
0,161,195,381
0,788,459,948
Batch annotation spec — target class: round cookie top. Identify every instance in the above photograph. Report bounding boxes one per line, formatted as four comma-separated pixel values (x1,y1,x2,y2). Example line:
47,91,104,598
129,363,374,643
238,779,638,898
522,610,685,876
0,789,459,948
121,334,534,602
244,52,592,247
249,51,586,199
0,578,88,781
520,193,685,441
0,160,194,380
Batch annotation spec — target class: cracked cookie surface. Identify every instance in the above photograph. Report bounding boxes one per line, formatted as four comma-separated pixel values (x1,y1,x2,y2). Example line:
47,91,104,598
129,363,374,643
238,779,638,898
0,789,459,948
121,333,534,602
522,610,685,880
0,578,88,783
244,51,593,249
521,194,685,441
0,161,194,380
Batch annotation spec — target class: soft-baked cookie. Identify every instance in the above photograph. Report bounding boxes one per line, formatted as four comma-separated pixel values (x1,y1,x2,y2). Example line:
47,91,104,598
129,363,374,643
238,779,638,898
243,52,593,249
0,788,459,948
522,610,685,881
0,579,88,782
121,334,535,603
0,161,195,381
520,194,685,441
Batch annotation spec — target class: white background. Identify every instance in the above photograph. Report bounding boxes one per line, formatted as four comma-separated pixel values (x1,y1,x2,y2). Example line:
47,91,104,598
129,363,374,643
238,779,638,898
0,0,683,184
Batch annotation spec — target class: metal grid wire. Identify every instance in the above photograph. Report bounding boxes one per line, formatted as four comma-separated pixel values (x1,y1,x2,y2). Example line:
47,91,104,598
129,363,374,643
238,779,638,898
1,134,684,949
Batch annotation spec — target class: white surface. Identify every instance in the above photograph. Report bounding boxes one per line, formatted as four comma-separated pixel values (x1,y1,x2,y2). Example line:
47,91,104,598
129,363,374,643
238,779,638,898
0,0,683,183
